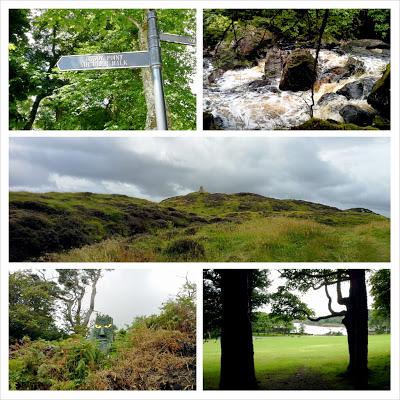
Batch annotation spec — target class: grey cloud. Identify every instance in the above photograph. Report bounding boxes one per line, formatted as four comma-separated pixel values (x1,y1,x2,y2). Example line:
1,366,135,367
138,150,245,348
9,137,390,216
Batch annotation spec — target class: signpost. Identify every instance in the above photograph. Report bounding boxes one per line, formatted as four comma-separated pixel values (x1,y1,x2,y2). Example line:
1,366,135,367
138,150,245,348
159,33,195,46
56,10,194,130
57,51,150,71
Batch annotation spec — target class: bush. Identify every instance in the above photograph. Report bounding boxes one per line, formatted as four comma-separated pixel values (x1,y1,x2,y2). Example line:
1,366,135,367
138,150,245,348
84,326,196,390
9,336,103,390
165,238,205,260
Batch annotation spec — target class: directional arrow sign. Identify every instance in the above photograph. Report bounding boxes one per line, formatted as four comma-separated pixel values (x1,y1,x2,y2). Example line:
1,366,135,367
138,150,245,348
57,51,150,71
159,33,195,46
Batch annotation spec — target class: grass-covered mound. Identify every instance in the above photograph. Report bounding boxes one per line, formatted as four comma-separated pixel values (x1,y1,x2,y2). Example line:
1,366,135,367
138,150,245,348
9,191,205,261
203,335,390,390
10,191,390,262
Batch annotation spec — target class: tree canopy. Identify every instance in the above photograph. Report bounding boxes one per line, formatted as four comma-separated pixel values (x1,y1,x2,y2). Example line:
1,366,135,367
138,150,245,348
9,271,62,343
9,8,196,130
204,9,390,49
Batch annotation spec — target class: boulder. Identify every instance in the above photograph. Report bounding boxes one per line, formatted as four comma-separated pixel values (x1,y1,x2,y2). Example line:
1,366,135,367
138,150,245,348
203,112,223,130
325,57,365,82
336,77,376,100
339,105,375,126
317,92,346,106
234,27,274,58
367,64,390,118
264,47,286,78
207,68,225,84
279,49,315,91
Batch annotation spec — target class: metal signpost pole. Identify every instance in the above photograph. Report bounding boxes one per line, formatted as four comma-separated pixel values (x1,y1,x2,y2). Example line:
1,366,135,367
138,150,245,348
147,10,168,130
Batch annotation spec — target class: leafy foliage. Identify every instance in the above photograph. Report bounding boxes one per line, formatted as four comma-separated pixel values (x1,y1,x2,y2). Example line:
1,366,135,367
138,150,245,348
203,269,270,338
9,271,63,344
9,9,196,130
9,336,103,390
204,9,390,50
369,269,390,319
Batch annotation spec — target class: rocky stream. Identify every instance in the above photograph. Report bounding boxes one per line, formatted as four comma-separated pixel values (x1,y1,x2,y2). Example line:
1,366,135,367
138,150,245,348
204,40,390,130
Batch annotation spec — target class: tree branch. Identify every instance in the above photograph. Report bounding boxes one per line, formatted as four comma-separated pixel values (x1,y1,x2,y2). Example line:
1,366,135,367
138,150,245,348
307,311,346,322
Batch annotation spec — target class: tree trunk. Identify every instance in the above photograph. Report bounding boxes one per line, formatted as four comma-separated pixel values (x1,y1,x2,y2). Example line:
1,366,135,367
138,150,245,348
342,269,369,388
23,92,46,130
219,270,257,390
310,10,329,117
136,11,157,130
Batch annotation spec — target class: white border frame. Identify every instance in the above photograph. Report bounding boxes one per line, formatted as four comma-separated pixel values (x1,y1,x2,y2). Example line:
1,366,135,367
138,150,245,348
1,1,399,400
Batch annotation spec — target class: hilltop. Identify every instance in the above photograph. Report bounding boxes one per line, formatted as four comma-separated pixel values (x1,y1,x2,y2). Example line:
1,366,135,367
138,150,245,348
9,191,389,262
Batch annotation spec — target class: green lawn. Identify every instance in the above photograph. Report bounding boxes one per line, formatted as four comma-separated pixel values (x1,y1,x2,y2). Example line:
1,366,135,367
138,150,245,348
203,335,390,390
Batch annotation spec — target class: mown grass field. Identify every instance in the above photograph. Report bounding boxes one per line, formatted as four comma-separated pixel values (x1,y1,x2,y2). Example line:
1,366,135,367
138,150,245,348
203,335,390,390
10,191,390,262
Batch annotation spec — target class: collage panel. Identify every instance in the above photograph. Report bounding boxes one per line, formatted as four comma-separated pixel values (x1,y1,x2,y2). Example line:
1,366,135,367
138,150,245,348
203,9,390,130
9,137,390,263
8,268,197,390
9,8,197,131
203,268,391,390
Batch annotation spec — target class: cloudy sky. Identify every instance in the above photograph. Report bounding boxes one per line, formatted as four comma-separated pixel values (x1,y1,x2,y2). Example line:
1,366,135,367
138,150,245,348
37,268,198,329
9,137,390,215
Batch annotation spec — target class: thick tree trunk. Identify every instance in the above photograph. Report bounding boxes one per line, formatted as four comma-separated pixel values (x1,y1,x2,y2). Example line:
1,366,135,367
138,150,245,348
219,270,257,390
136,11,157,130
342,269,368,388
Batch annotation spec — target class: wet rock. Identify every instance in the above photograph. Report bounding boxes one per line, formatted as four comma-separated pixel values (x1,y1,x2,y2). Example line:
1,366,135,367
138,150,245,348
264,47,286,78
203,112,224,130
325,57,365,82
339,105,375,126
248,79,269,89
279,49,315,91
207,68,225,84
336,78,376,100
317,92,345,106
367,64,390,118
347,39,389,49
337,81,363,99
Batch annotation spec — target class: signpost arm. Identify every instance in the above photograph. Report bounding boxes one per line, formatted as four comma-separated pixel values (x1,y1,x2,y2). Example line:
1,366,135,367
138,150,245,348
147,10,168,130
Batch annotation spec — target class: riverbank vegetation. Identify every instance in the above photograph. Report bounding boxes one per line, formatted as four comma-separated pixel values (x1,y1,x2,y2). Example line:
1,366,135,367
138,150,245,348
203,9,390,130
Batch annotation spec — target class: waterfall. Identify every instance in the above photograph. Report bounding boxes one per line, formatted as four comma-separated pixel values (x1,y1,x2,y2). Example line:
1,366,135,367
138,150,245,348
204,49,388,130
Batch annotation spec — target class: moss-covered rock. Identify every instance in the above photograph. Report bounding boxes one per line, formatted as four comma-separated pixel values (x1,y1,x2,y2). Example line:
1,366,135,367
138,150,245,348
279,49,315,91
372,115,390,130
291,118,378,130
367,63,390,118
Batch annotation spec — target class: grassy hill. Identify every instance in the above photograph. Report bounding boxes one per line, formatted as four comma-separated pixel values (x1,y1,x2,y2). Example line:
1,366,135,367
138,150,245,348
9,191,390,262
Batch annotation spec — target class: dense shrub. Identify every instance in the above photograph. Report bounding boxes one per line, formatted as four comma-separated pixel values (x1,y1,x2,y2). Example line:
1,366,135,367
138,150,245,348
165,238,205,260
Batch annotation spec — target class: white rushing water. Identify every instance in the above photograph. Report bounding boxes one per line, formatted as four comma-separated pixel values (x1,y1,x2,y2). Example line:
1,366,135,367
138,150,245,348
204,49,388,130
